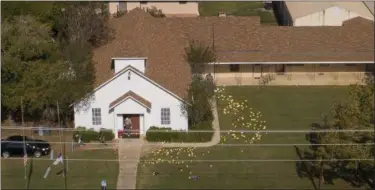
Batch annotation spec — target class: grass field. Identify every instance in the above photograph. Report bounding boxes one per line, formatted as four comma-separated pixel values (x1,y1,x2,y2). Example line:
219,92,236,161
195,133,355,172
2,149,118,189
1,129,119,189
136,86,367,189
199,2,277,24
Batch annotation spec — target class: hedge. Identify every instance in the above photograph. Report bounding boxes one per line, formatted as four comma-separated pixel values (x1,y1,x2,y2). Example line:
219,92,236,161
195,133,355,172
73,127,114,143
146,121,214,142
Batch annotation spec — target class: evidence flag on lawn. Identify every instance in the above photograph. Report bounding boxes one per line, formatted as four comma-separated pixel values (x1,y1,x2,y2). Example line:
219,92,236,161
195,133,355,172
44,167,51,179
53,153,63,165
23,153,28,167
50,149,54,160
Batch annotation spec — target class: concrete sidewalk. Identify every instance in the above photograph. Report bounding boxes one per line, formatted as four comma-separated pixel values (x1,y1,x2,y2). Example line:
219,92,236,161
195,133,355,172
144,99,221,148
116,139,143,190
116,99,221,190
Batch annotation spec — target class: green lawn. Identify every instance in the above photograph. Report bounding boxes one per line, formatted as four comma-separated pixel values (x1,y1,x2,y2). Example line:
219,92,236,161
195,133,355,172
199,2,277,24
136,86,368,189
1,149,118,189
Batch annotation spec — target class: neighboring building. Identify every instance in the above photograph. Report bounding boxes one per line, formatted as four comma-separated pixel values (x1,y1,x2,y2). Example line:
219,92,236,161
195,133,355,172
73,9,374,138
364,1,374,15
274,1,374,26
108,1,199,17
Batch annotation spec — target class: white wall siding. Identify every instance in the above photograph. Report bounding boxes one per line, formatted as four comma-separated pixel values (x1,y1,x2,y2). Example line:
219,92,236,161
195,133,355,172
295,6,370,26
74,67,188,138
126,2,199,16
108,2,127,15
113,59,146,73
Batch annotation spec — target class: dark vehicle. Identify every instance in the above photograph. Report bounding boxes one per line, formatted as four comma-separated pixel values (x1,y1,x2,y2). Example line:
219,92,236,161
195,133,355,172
1,135,51,158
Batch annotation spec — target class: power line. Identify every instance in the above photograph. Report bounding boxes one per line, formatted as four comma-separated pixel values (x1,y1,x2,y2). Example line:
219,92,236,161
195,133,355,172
2,140,373,147
0,172,344,176
3,158,373,162
2,127,374,133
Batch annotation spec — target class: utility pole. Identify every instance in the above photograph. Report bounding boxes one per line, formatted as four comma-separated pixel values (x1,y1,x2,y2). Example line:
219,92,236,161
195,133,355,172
57,101,63,153
56,101,67,189
21,97,27,182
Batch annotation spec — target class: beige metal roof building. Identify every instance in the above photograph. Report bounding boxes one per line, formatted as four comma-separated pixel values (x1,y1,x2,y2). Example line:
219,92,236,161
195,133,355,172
108,1,199,17
363,1,374,15
285,1,373,20
278,1,374,26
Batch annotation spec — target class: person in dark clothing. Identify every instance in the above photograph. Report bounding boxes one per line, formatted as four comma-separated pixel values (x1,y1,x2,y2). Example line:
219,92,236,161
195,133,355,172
98,131,106,144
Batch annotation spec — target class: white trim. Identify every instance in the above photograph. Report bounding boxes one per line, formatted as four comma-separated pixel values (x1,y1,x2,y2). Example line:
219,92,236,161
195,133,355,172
111,57,147,60
109,96,151,110
208,61,374,65
70,65,186,107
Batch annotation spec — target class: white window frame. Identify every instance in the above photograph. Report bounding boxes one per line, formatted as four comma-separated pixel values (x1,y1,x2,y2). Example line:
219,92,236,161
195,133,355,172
161,108,171,125
92,108,102,125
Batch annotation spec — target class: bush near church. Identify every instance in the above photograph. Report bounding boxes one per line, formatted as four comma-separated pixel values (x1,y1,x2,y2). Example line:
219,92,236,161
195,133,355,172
146,121,213,142
73,126,114,142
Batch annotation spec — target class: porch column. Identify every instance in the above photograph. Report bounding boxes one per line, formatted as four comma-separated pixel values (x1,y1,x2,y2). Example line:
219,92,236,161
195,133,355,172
113,112,117,138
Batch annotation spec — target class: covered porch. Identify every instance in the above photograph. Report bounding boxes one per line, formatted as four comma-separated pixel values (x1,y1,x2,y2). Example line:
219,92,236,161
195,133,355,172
205,62,373,86
109,90,152,139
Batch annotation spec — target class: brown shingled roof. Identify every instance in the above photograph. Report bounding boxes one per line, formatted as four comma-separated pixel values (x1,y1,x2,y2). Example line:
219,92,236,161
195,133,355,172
93,8,374,100
109,90,152,109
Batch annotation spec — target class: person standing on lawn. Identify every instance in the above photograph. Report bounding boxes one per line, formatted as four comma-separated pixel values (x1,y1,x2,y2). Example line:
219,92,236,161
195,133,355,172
78,134,84,146
98,131,106,144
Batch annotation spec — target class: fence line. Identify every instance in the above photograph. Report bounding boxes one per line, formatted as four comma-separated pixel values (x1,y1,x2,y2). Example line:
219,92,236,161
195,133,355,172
4,157,373,162
2,126,374,133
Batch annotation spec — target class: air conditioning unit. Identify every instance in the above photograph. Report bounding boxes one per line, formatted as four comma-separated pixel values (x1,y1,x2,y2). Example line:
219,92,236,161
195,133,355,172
219,12,226,17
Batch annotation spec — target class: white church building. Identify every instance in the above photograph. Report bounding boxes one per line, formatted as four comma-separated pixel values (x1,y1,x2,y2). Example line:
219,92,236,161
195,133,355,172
73,58,188,138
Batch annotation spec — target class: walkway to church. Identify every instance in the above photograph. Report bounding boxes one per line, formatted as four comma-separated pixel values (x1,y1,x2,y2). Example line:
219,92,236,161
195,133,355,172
116,99,221,189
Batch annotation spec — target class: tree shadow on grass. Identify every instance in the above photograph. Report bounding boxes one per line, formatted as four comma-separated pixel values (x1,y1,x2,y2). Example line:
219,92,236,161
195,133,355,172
294,122,374,190
294,146,338,187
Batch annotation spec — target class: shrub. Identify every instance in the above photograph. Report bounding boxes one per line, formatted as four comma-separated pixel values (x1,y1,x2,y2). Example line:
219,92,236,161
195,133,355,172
99,129,115,141
113,10,126,18
145,6,165,17
146,125,213,142
191,119,213,130
76,126,86,131
72,127,114,142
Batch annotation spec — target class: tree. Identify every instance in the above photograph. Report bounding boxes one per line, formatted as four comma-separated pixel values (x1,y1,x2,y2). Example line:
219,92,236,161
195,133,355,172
2,2,112,125
145,6,165,17
1,15,68,117
50,2,111,47
1,1,54,21
184,40,216,74
49,2,111,123
181,75,214,128
300,76,374,189
181,41,216,129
